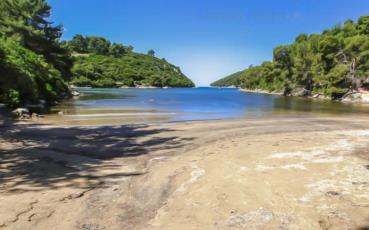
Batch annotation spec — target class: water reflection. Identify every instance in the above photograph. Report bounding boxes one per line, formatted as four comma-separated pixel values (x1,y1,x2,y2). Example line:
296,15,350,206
78,93,132,101
272,96,369,115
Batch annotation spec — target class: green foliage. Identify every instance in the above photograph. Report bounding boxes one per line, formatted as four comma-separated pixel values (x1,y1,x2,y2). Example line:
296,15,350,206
109,43,127,57
211,15,369,99
68,34,88,53
357,16,369,34
147,49,155,57
4,89,20,107
68,34,131,56
0,0,71,107
0,37,69,105
210,71,243,87
69,37,194,88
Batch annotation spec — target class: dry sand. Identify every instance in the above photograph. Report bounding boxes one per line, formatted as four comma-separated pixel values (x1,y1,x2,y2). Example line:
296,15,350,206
0,115,369,229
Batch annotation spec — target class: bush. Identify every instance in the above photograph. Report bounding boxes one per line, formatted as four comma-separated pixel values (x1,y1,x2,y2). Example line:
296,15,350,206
4,89,21,108
0,38,69,105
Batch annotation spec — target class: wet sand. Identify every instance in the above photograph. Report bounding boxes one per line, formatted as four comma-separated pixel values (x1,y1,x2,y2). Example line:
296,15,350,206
0,115,369,229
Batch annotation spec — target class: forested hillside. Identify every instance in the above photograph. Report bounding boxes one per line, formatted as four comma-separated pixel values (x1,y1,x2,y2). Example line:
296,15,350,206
210,71,243,87
212,16,369,99
66,35,194,88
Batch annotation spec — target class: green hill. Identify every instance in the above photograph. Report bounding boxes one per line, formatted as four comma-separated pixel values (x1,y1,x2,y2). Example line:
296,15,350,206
67,35,194,88
210,71,243,87
212,16,369,99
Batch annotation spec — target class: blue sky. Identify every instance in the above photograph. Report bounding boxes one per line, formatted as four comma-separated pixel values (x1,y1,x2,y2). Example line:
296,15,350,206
49,0,369,86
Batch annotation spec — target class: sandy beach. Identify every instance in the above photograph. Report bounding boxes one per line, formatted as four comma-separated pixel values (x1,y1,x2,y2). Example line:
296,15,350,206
1,115,369,229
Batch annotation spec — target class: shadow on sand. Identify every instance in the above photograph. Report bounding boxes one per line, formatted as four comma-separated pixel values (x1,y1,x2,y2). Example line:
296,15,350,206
0,122,193,192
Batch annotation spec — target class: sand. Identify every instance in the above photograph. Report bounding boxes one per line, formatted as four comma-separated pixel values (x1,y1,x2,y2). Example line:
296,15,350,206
0,115,369,229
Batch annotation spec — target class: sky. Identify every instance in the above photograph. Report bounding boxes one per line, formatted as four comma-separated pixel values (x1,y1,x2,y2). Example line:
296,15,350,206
49,0,369,86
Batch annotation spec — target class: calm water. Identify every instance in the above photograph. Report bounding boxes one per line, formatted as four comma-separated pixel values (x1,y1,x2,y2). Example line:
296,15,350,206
50,87,369,124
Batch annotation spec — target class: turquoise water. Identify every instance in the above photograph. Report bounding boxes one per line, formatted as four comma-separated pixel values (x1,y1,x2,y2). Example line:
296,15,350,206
53,87,369,124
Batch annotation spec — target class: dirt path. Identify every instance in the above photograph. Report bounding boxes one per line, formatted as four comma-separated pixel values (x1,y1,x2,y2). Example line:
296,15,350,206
0,115,369,229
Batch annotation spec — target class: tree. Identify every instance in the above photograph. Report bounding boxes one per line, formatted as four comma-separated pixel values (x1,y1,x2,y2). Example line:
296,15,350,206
274,46,293,71
86,36,111,54
147,49,155,57
109,43,126,57
295,33,308,43
319,35,341,71
127,45,134,52
69,34,88,53
0,0,72,81
357,16,369,35
0,0,71,106
0,38,68,105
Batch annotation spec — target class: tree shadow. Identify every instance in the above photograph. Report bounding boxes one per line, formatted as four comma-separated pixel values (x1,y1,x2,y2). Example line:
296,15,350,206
0,106,13,127
0,123,193,192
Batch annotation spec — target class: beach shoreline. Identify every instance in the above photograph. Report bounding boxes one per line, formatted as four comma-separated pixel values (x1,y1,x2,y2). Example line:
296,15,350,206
1,115,369,229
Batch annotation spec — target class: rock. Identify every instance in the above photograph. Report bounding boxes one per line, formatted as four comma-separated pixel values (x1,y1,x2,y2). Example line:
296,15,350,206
21,113,31,119
358,89,369,103
135,85,158,89
71,90,80,96
31,113,44,119
312,93,330,100
340,90,369,104
58,111,64,116
296,88,312,97
12,108,30,118
283,87,293,96
26,100,47,113
326,191,340,196
290,87,311,97
39,100,46,105
341,92,362,103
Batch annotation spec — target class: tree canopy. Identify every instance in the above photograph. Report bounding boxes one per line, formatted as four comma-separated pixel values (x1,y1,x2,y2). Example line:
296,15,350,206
211,15,369,99
66,36,194,88
0,0,71,107
147,49,155,57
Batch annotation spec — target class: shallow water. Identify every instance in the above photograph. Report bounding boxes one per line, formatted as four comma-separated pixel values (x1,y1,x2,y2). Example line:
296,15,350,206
47,87,369,125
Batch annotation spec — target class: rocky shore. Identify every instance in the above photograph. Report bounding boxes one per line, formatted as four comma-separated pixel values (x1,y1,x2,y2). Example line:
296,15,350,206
239,88,282,96
240,87,369,104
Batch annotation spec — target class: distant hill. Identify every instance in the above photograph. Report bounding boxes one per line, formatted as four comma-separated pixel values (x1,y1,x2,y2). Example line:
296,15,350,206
210,71,243,87
67,35,195,88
